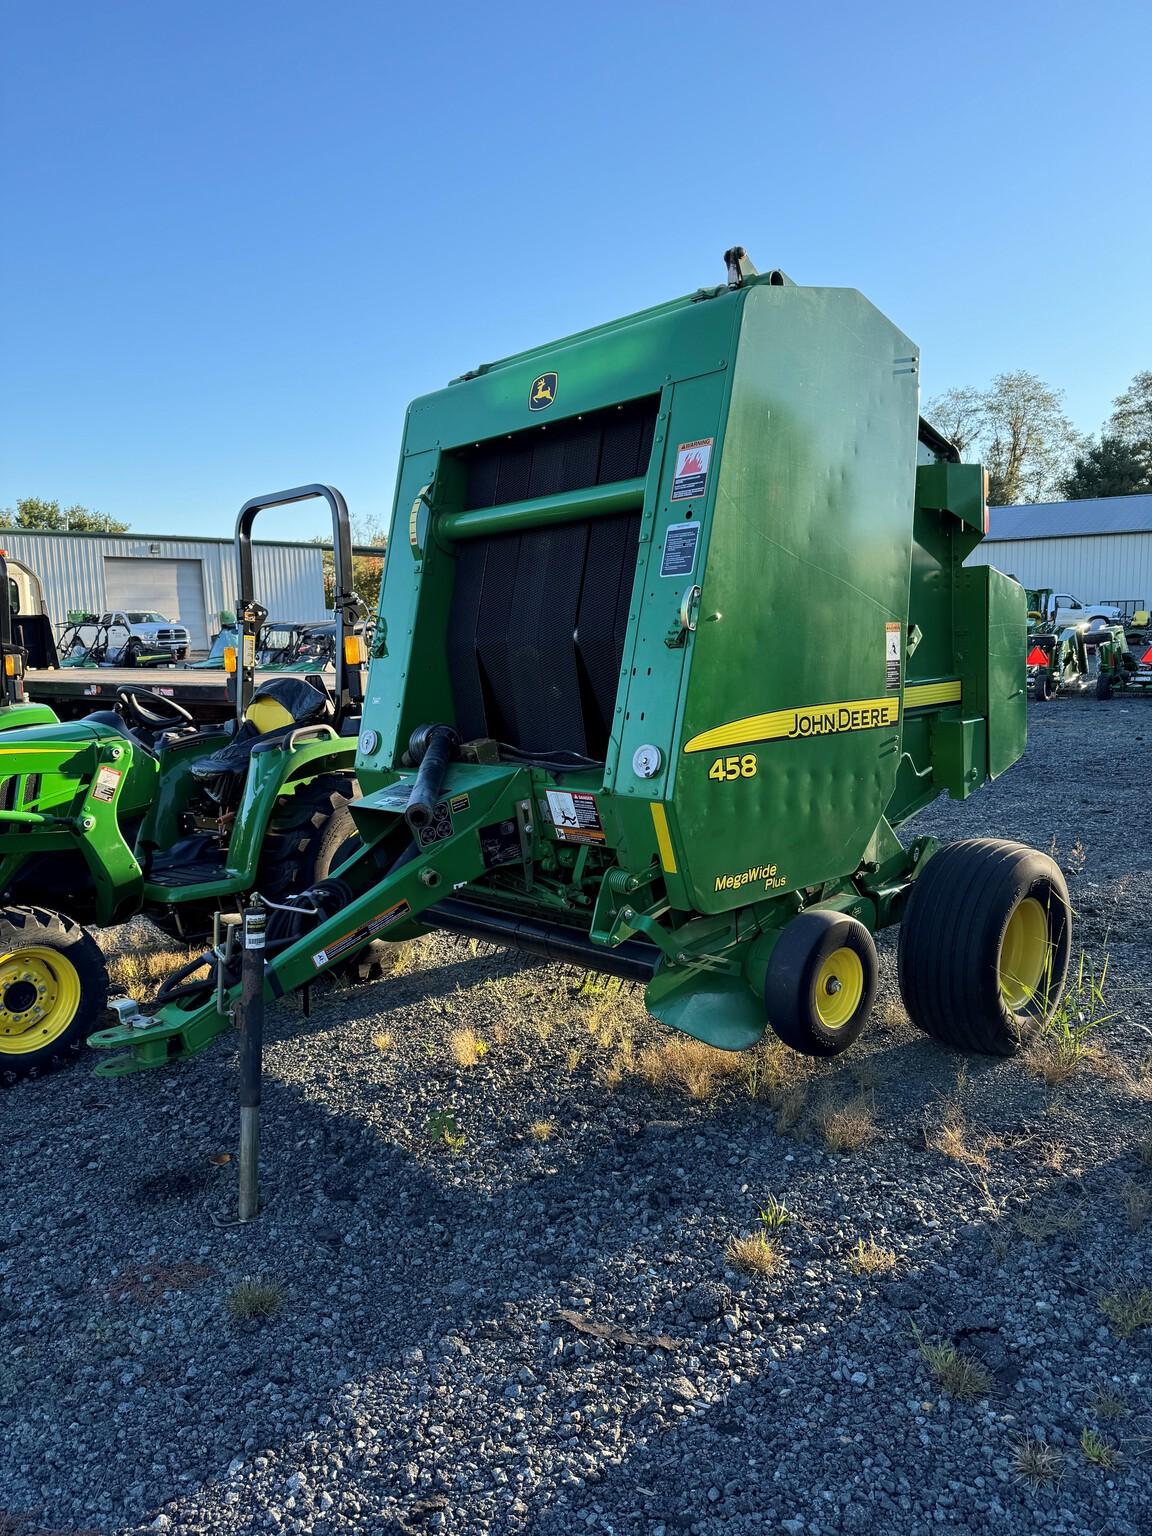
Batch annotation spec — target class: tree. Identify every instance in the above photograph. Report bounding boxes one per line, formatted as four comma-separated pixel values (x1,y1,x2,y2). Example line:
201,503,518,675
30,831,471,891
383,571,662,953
925,371,1083,504
1107,370,1152,480
1060,435,1151,500
0,496,129,533
316,516,386,616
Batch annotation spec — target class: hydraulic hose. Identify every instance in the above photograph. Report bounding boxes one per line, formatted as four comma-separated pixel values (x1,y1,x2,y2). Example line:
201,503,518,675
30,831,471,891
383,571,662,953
405,724,460,833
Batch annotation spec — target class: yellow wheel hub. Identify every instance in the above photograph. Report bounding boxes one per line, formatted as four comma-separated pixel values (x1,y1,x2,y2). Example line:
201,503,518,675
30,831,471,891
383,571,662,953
0,947,82,1055
999,897,1050,1009
814,946,864,1029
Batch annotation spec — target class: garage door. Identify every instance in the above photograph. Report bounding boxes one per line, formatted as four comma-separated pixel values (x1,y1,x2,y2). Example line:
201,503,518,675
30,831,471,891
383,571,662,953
104,557,209,652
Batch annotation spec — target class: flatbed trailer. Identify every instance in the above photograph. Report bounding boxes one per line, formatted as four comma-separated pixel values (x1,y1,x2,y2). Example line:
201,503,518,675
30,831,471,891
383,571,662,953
23,667,332,724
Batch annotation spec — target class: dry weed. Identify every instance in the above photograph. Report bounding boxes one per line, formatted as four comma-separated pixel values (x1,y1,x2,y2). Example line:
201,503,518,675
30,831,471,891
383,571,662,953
527,1119,556,1142
818,1095,877,1153
108,945,201,1002
1012,1436,1065,1486
848,1236,898,1276
726,1231,785,1277
925,1103,991,1171
637,1037,747,1101
448,1027,488,1068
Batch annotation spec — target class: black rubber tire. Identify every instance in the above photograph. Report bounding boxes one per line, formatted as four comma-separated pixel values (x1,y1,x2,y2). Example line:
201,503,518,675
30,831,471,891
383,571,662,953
1034,671,1052,701
311,802,417,982
1096,672,1113,701
257,775,358,906
897,839,1072,1056
0,906,108,1084
764,910,878,1058
124,639,142,668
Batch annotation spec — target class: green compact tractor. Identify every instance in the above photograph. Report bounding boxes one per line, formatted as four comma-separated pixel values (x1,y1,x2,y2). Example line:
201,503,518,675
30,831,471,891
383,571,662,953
0,486,367,1080
92,250,1072,1080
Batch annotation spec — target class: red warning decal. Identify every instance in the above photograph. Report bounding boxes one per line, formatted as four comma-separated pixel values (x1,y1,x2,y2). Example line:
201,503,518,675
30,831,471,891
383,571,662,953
1026,646,1050,667
1142,646,1152,666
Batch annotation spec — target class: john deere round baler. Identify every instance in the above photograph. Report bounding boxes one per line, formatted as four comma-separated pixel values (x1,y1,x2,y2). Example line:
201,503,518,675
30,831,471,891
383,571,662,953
93,250,1071,1073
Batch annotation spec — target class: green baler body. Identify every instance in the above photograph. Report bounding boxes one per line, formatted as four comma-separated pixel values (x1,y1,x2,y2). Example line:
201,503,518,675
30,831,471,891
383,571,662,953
92,270,1028,1072
361,277,1022,908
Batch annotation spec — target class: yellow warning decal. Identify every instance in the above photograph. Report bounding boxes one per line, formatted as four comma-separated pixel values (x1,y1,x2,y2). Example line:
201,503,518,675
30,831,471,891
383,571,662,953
650,802,677,874
904,680,962,708
684,697,899,754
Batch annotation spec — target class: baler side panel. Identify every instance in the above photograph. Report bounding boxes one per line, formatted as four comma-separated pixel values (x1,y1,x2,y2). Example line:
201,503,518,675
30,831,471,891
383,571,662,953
670,286,920,912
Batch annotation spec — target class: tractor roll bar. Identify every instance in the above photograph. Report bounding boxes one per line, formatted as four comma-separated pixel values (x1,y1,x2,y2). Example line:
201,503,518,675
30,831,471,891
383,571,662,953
234,484,364,726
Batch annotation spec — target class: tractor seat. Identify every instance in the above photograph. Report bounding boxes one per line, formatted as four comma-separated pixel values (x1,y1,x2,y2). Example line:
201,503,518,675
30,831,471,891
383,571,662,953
188,677,333,797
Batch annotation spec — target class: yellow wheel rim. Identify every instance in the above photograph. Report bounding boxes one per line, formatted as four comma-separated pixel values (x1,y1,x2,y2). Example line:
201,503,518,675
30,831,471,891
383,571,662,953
0,947,82,1056
998,897,1050,1009
813,946,864,1029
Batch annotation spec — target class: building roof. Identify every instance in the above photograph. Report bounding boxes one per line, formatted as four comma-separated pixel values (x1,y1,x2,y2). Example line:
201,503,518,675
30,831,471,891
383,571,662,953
987,494,1152,541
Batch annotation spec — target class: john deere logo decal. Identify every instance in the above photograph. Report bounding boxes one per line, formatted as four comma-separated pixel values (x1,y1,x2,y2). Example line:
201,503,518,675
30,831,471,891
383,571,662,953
529,372,557,411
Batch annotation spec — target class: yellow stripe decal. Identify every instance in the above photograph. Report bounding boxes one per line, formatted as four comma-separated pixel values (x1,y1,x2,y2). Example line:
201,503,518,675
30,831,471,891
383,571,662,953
684,696,899,755
904,680,962,709
650,802,677,874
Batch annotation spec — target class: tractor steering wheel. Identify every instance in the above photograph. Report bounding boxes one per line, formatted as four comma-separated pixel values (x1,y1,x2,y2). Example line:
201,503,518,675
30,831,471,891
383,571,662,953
116,686,195,731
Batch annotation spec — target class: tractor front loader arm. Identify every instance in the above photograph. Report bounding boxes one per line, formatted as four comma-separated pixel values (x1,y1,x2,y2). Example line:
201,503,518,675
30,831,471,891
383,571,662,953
88,762,531,1074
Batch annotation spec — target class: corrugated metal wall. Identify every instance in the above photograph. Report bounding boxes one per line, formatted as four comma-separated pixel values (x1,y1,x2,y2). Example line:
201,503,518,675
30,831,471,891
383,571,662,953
0,532,324,652
967,533,1152,606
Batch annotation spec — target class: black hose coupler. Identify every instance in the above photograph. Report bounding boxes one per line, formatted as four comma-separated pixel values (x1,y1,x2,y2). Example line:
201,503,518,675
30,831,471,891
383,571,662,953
405,723,460,833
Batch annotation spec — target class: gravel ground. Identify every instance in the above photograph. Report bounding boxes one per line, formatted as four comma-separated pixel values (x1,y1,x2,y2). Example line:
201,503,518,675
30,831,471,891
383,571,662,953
3,696,1151,1536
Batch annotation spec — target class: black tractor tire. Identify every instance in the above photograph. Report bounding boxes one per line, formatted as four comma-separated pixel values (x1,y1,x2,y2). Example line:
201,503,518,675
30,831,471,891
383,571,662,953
124,639,142,668
1096,672,1113,701
1034,671,1052,701
257,775,359,907
310,801,419,982
0,906,109,1084
898,839,1071,1056
764,910,878,1058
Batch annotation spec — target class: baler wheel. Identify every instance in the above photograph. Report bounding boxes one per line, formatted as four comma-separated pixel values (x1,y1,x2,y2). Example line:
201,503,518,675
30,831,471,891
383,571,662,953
897,839,1071,1056
0,907,108,1083
1034,672,1052,701
1096,672,1113,701
764,911,878,1058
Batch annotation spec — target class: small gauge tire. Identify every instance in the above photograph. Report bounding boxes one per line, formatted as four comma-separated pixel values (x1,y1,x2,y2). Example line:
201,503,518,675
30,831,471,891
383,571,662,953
1034,672,1052,701
897,839,1071,1056
0,907,109,1084
764,910,878,1058
1096,672,1113,701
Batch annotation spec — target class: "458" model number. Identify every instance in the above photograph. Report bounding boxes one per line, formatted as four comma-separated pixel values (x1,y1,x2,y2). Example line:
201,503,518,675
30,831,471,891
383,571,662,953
708,753,757,782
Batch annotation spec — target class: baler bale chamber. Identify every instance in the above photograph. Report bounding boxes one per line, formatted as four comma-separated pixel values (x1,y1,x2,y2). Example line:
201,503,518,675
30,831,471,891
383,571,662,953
92,253,1072,1074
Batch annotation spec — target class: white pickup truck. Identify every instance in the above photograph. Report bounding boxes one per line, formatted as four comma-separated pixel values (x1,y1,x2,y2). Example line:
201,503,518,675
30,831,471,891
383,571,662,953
96,610,190,661
1042,593,1124,630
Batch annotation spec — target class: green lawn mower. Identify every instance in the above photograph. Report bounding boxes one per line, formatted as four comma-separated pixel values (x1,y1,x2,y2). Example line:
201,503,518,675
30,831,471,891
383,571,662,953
93,248,1072,1082
1027,622,1135,701
0,486,367,1081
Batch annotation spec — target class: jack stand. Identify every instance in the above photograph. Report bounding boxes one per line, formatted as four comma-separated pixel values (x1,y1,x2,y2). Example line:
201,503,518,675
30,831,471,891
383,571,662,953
237,896,266,1223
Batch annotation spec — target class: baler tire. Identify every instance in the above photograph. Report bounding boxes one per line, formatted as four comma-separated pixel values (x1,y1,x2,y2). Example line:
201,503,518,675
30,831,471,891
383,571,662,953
897,839,1071,1056
764,911,877,1058
0,906,108,1084
1034,672,1051,702
1096,673,1113,701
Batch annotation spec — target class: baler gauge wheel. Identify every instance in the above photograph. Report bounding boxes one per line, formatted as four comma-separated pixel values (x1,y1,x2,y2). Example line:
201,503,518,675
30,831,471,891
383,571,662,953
764,911,878,1058
897,839,1071,1056
1034,672,1052,702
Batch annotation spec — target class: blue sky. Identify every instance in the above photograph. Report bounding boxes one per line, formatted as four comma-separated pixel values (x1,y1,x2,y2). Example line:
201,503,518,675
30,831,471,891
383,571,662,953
2,0,1149,541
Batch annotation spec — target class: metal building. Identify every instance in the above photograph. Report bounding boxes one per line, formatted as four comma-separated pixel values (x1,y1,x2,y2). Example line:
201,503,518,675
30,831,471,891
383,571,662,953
0,530,325,655
966,494,1152,607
